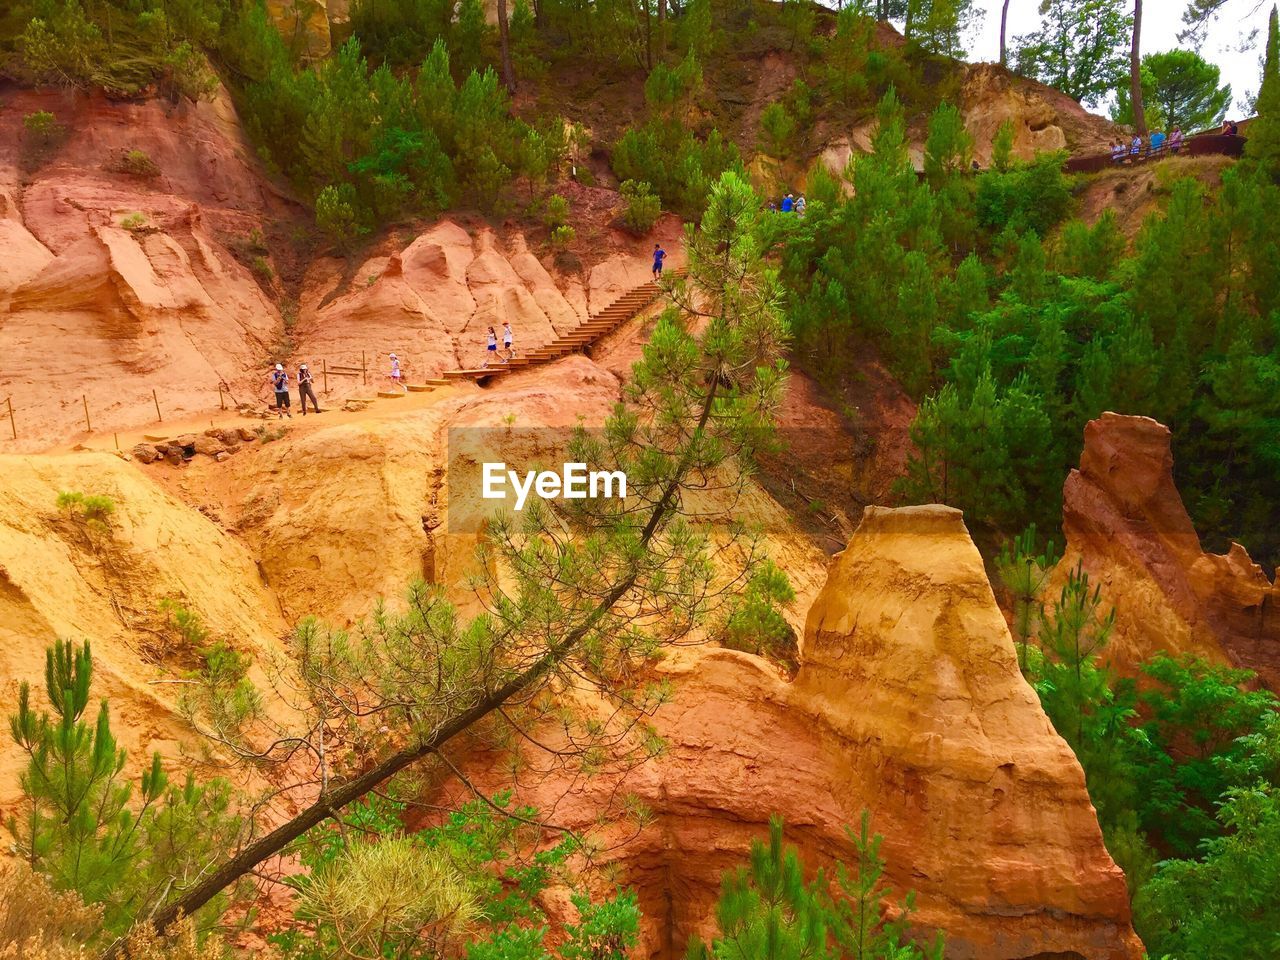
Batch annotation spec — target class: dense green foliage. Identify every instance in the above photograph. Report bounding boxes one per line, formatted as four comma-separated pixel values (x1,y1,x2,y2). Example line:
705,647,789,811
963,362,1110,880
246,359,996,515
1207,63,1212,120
1012,0,1133,106
1248,6,1280,177
690,814,943,960
780,85,1280,566
1111,49,1232,132
0,0,222,98
996,554,1280,956
273,794,641,960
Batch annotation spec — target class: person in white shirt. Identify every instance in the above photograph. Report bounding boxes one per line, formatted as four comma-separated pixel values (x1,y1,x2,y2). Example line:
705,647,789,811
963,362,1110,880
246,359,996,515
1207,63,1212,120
502,322,514,362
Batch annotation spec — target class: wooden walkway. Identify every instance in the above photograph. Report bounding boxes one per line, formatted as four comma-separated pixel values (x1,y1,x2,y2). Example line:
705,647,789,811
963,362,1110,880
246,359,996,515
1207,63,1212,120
442,277,669,383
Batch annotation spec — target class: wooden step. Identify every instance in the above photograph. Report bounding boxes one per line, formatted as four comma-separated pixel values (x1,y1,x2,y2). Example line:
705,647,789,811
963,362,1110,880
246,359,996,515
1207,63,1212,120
405,384,433,392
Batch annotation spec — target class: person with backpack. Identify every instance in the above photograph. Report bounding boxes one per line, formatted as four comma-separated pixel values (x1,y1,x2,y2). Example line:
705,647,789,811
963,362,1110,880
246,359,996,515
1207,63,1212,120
271,363,291,419
652,244,666,280
297,363,321,415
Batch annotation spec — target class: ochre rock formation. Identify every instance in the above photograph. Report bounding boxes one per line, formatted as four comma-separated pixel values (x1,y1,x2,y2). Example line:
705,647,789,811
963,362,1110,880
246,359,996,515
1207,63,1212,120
1056,412,1280,688
0,88,290,450
445,505,1142,960
0,452,287,809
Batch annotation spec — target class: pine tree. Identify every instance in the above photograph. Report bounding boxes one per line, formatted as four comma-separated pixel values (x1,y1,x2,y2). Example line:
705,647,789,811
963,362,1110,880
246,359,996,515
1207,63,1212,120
689,814,942,960
1247,5,1280,177
8,641,239,935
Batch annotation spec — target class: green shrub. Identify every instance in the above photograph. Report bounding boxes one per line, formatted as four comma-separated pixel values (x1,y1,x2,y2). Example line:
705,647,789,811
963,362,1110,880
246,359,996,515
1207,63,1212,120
119,212,147,232
976,153,1074,235
716,560,797,668
619,179,661,234
759,101,796,160
251,255,274,282
550,224,576,248
56,490,115,527
159,598,210,649
543,193,570,229
111,148,160,178
23,110,57,143
315,183,368,252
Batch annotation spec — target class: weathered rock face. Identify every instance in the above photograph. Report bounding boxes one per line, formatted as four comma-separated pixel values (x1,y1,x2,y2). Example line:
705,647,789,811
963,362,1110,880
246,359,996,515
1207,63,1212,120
960,64,1120,166
294,220,666,379
0,451,287,808
446,505,1142,960
1056,412,1280,688
0,87,290,451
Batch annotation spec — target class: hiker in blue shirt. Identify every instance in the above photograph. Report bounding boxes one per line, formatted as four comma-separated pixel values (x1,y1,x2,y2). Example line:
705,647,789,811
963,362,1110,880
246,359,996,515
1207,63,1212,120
652,244,666,280
1150,129,1166,154
781,193,794,213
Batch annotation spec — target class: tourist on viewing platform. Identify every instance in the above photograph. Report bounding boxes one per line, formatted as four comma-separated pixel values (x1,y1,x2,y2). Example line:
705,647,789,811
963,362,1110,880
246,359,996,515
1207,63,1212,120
652,243,666,279
1110,141,1126,163
297,363,321,415
1170,126,1184,154
1150,129,1166,154
1131,134,1143,158
1222,119,1239,136
483,326,498,367
271,363,291,419
502,321,514,362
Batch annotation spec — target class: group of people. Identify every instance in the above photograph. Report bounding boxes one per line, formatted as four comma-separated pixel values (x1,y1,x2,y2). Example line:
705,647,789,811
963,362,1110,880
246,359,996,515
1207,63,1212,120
768,193,807,215
1110,126,1185,163
1109,119,1242,165
269,362,322,418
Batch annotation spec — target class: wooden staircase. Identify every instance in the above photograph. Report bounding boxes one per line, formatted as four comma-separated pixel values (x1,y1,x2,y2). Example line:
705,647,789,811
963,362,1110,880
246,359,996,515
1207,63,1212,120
442,277,668,382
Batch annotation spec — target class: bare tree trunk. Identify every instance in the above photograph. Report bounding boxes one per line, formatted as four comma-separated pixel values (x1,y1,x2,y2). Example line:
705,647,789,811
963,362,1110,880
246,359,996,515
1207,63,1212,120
1130,0,1147,135
1000,0,1011,67
497,0,516,94
656,0,665,55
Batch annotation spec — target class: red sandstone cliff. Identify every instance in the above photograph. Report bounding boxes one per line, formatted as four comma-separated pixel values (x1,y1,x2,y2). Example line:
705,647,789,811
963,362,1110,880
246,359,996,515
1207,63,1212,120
1057,413,1280,689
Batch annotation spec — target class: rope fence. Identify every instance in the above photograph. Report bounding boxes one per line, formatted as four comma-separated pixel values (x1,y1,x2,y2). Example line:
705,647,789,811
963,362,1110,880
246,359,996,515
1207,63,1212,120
0,351,426,445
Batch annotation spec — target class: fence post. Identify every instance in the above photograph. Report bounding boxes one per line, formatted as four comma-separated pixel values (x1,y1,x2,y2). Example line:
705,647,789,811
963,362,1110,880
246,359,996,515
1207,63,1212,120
362,351,367,386
323,358,329,395
4,398,14,440
218,382,226,410
83,394,92,433
153,388,162,423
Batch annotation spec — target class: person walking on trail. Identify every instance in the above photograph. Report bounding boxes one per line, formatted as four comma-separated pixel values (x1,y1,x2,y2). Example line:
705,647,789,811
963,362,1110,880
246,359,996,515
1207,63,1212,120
502,321,514,362
795,195,807,216
483,326,499,367
652,244,666,280
271,363,291,419
1169,126,1184,155
388,353,403,390
297,363,321,415
1130,134,1143,159
781,193,794,213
